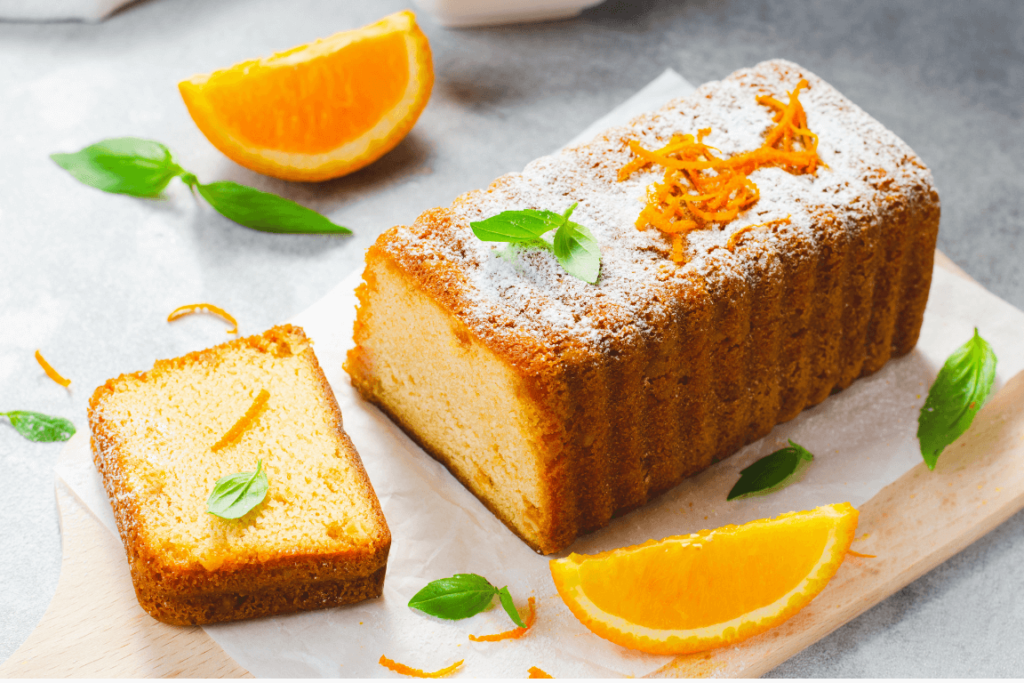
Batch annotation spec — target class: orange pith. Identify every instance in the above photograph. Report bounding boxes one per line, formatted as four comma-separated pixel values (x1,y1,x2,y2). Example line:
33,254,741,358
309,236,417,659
179,11,433,182
549,503,858,655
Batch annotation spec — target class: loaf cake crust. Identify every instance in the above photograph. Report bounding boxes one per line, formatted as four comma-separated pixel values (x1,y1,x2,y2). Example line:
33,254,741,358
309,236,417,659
90,324,390,625
346,60,940,554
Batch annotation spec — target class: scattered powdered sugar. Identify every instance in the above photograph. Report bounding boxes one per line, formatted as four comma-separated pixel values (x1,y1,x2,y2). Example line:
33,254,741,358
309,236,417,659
384,59,935,352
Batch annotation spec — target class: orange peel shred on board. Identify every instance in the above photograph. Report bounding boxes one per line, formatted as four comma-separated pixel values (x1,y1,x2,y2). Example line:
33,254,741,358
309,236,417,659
378,655,464,678
620,79,822,263
846,550,877,558
34,350,71,388
211,389,270,452
469,596,537,642
167,303,238,334
528,666,553,678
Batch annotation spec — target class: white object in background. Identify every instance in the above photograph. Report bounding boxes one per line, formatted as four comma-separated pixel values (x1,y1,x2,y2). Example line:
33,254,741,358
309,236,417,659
411,0,605,27
0,0,134,21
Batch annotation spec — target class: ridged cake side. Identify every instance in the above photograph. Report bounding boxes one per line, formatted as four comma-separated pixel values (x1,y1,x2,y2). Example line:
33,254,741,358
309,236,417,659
346,59,940,553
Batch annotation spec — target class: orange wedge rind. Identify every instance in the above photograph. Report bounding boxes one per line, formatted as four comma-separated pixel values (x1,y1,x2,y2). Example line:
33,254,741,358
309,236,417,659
550,503,859,655
179,11,433,182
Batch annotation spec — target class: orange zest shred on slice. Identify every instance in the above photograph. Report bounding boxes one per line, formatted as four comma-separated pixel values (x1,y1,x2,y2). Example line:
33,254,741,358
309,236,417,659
378,655,464,678
726,215,792,252
847,550,877,558
469,596,537,642
528,666,553,678
211,389,270,452
167,303,238,335
619,79,822,263
34,350,71,388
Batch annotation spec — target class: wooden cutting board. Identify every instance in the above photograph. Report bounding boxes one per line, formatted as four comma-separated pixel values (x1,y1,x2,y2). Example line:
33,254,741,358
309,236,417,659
4,252,1023,678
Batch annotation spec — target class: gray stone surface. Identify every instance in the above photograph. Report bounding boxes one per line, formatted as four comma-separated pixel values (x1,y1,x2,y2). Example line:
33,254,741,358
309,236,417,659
1,0,1022,675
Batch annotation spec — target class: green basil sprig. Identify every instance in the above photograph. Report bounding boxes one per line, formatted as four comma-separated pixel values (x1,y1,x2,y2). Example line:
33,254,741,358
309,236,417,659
1,411,76,443
51,138,350,235
408,573,526,628
206,459,269,519
918,328,997,470
727,439,814,501
471,202,601,284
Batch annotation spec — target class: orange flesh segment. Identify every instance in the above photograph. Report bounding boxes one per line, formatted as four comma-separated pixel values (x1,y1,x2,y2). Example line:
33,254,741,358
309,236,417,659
34,350,71,388
211,389,270,452
469,596,536,641
528,666,553,678
378,655,463,678
550,503,858,655
200,32,409,155
167,303,238,335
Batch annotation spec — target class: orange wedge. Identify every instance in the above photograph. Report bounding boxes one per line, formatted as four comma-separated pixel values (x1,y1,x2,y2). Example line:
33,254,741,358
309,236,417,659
549,503,858,655
179,11,433,182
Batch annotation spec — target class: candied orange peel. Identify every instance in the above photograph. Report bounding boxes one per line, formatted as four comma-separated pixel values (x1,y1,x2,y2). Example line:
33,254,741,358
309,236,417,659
528,666,553,678
469,596,536,642
378,655,463,678
211,389,270,452
620,79,822,263
35,350,71,388
167,303,238,334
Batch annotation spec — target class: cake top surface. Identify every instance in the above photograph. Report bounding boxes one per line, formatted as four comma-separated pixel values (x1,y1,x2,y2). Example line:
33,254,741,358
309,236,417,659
376,59,936,363
89,325,388,571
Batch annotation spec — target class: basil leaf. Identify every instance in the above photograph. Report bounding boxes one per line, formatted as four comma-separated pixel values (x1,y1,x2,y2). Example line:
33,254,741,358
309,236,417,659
553,220,602,284
727,439,814,500
2,411,76,443
497,586,526,628
408,573,498,620
194,181,351,234
51,137,183,197
918,328,997,470
206,459,269,519
470,209,566,242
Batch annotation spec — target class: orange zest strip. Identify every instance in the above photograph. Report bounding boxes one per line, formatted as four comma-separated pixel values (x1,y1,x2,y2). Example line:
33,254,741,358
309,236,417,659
726,215,792,252
528,666,553,678
378,655,464,678
469,596,537,642
847,550,877,558
35,350,71,388
167,303,238,335
620,79,821,263
211,389,270,452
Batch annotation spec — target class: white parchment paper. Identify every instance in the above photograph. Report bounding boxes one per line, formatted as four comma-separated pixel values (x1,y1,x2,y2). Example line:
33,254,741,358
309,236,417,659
55,70,1024,678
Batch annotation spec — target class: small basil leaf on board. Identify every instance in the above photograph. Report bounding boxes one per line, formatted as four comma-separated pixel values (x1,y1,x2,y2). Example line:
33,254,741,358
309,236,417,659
195,181,351,234
727,440,814,501
408,573,498,620
51,137,183,196
470,209,568,242
497,586,526,628
918,328,997,470
553,220,602,284
1,411,76,442
207,459,269,519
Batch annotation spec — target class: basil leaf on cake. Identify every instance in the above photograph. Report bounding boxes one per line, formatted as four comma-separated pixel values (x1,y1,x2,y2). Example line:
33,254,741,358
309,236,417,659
344,59,940,554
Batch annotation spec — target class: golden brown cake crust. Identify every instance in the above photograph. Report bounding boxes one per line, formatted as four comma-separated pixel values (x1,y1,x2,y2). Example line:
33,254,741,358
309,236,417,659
347,59,940,553
90,324,391,625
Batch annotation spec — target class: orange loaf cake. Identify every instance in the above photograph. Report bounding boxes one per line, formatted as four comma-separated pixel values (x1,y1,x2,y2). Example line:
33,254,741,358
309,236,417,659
345,59,940,554
89,324,390,625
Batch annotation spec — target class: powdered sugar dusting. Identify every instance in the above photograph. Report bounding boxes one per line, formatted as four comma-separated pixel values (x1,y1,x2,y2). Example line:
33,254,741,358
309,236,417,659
383,60,935,353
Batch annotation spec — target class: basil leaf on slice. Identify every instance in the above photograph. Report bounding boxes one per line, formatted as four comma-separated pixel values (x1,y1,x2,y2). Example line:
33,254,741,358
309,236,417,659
553,219,602,284
727,440,814,501
918,328,997,470
497,585,526,628
408,573,498,620
470,209,567,242
195,181,351,234
51,137,183,197
2,411,76,442
206,459,269,519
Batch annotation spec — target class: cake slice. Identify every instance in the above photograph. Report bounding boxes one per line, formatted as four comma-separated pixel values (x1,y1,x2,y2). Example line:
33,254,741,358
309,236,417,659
345,59,940,554
89,324,389,625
